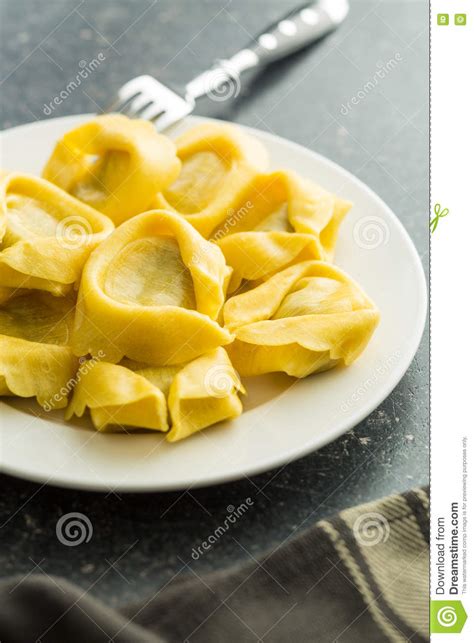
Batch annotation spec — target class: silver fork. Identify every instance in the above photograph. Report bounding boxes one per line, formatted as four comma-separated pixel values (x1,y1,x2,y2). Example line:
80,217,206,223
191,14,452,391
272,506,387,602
105,0,349,131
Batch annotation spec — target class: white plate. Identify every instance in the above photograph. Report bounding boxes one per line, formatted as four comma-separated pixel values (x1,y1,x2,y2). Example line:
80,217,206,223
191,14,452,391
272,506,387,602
0,115,427,492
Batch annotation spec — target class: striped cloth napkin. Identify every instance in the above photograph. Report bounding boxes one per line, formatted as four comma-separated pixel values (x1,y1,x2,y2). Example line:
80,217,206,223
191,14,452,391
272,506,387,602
0,487,429,642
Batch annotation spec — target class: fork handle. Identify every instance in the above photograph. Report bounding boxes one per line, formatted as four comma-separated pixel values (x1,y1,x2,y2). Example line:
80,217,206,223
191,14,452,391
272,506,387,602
185,0,349,102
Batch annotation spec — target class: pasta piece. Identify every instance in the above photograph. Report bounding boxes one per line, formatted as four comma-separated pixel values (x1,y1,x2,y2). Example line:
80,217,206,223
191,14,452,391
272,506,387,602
224,261,380,378
72,210,233,365
211,171,352,292
42,114,181,224
65,348,243,440
154,123,269,238
167,347,244,442
0,291,78,409
0,172,114,295
65,361,168,432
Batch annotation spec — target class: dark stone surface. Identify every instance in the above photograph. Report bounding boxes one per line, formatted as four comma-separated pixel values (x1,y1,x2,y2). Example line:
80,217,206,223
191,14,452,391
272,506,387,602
0,0,428,606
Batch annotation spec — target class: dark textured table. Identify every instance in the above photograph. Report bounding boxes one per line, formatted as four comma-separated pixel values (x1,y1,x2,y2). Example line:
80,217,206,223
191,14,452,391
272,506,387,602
0,0,428,607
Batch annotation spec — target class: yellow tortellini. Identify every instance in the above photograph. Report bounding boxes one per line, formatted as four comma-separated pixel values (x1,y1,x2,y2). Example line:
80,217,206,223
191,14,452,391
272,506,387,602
167,347,244,442
224,261,380,378
65,361,169,432
43,114,181,224
154,123,269,238
0,173,114,295
66,348,243,440
212,171,352,292
72,209,233,365
0,290,78,409
1,116,381,444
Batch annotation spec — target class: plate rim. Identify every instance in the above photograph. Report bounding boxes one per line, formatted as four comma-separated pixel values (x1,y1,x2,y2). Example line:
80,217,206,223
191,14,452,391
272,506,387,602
0,114,427,492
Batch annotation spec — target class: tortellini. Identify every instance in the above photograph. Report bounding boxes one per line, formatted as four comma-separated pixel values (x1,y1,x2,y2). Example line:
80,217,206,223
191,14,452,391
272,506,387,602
0,291,78,409
65,361,169,432
154,123,269,238
1,117,380,444
167,347,244,441
212,171,352,292
224,261,380,377
66,348,243,440
43,114,181,224
0,173,114,295
72,209,233,365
